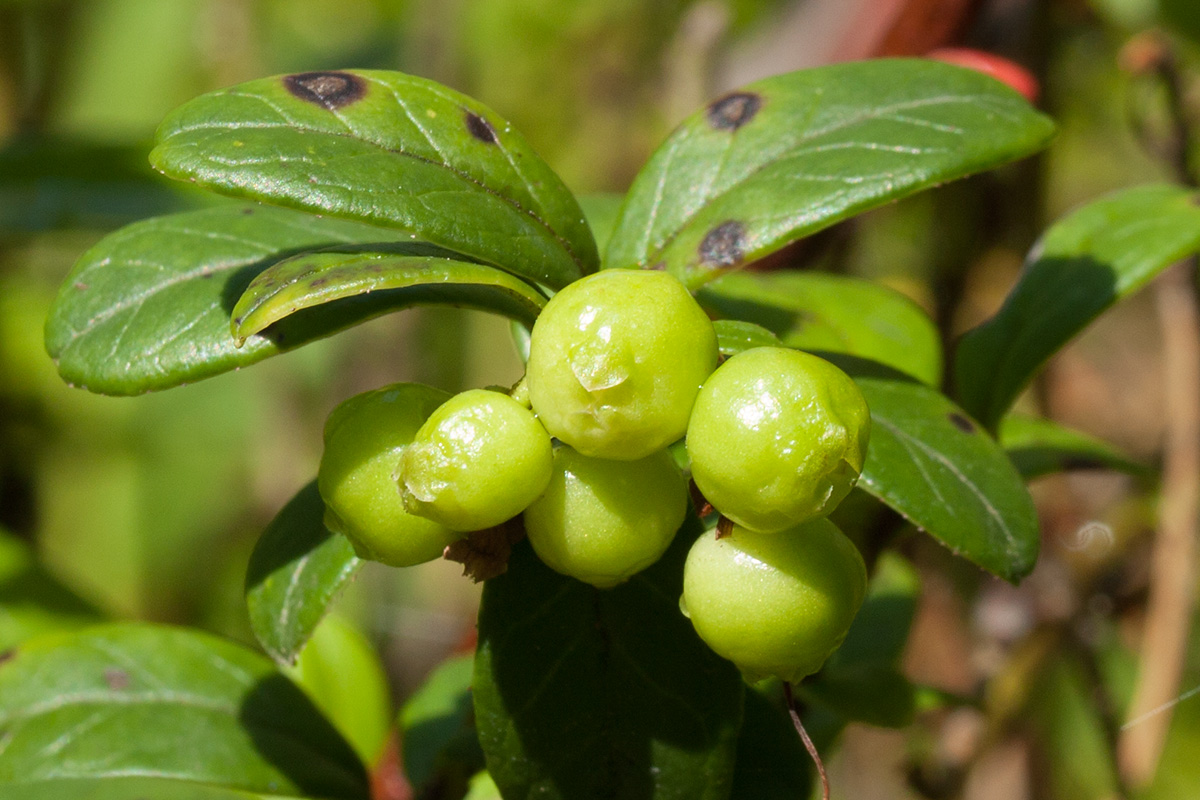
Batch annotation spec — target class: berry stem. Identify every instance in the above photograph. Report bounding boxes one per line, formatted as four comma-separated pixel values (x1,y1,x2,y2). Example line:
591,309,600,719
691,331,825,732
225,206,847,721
783,681,829,800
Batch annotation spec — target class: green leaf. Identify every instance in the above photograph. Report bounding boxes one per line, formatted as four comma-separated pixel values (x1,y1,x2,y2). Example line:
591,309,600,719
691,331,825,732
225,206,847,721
474,524,744,800
44,205,409,395
151,70,596,289
231,244,546,344
727,687,808,800
577,193,625,254
955,184,1200,429
463,771,502,800
245,481,360,666
399,653,484,792
842,362,1039,582
0,623,368,800
999,414,1149,479
0,777,312,800
712,318,783,356
285,615,391,767
606,59,1054,287
698,270,942,384
797,553,921,728
0,530,102,652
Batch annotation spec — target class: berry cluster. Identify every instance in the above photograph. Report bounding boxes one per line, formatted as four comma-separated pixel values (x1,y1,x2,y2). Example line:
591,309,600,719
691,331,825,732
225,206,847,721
317,268,871,682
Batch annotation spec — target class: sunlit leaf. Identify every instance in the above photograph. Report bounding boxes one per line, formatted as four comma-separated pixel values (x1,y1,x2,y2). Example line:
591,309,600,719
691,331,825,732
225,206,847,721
699,270,942,384
44,205,405,395
955,184,1200,429
231,244,546,343
245,482,360,666
0,624,368,799
151,70,596,288
607,59,1054,288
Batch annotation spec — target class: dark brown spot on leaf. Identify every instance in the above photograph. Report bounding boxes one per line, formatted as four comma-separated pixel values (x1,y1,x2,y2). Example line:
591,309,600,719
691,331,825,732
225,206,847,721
948,412,975,433
1061,456,1107,471
465,111,498,144
74,282,89,291
284,71,366,110
241,208,255,215
649,261,667,271
310,277,329,287
706,92,762,131
699,221,747,267
0,649,15,666
104,668,130,690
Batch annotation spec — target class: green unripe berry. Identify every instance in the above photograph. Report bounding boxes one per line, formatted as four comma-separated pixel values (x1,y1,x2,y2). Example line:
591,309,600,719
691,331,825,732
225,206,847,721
686,347,870,533
524,446,687,588
399,388,553,532
527,269,718,460
681,519,867,683
318,383,462,567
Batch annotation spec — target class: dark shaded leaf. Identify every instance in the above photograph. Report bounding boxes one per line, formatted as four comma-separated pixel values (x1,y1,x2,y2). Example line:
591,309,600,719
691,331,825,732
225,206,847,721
955,184,1200,429
727,687,808,800
245,481,360,666
473,522,744,800
699,270,942,384
231,244,546,343
0,624,368,800
999,414,1149,479
607,59,1054,287
399,654,485,792
44,205,405,395
151,70,596,288
1,777,311,800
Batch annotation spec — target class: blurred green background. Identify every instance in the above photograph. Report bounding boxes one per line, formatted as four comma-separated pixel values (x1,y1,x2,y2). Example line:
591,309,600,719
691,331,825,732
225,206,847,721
2,0,1200,797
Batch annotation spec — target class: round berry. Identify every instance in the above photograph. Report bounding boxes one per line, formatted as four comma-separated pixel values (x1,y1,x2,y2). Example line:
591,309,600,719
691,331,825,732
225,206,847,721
318,383,463,567
527,269,718,460
681,519,867,683
686,347,870,533
524,446,687,588
399,388,553,532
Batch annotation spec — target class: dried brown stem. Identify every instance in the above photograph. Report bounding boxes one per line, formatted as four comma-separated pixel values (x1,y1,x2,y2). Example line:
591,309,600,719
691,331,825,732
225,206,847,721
784,681,830,800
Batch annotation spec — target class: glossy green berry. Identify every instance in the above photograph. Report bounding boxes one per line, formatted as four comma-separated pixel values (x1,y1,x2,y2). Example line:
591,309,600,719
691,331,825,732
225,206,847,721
681,518,867,683
318,383,462,567
527,269,718,460
686,347,870,533
399,388,553,532
524,446,687,588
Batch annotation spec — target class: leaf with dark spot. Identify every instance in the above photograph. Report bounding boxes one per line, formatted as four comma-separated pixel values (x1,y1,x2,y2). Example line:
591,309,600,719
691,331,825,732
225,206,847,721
607,59,1054,287
0,624,369,799
829,358,1040,583
283,71,367,110
465,111,498,143
698,221,746,267
151,69,596,289
948,413,975,433
706,92,762,131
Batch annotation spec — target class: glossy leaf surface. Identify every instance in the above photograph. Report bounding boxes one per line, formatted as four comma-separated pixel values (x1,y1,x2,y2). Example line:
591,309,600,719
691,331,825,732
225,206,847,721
151,70,596,288
956,184,1200,429
843,362,1039,582
474,524,743,800
999,414,1148,479
699,270,942,384
607,59,1054,287
1,777,310,800
245,481,360,666
231,244,546,343
0,624,368,799
45,205,404,395
711,318,782,356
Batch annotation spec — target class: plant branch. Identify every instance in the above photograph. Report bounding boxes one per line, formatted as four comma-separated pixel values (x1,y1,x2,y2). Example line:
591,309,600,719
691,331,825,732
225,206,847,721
784,681,830,800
